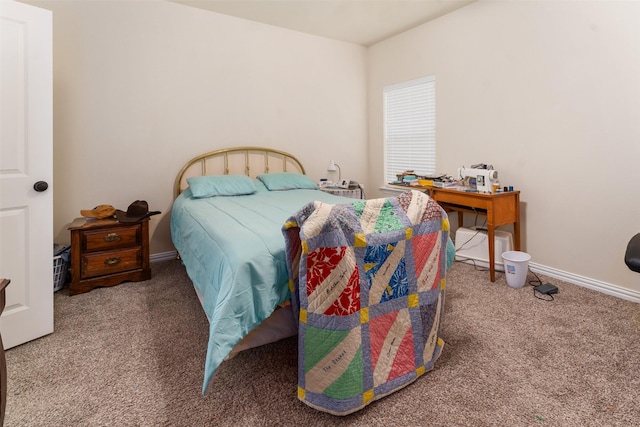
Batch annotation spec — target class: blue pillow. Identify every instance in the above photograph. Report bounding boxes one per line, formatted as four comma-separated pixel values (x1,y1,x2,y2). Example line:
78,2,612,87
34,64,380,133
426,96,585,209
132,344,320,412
257,172,318,191
186,174,256,198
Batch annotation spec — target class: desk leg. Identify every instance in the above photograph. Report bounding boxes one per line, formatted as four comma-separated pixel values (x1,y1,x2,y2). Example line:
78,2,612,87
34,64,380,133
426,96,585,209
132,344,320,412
488,226,496,282
458,211,464,228
514,193,521,251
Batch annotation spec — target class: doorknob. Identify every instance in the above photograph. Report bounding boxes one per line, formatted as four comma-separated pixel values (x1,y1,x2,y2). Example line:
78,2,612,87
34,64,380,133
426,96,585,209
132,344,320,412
33,181,49,192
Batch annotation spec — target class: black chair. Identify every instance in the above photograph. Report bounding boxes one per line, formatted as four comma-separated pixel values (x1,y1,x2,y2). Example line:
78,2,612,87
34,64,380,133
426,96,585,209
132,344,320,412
625,233,640,273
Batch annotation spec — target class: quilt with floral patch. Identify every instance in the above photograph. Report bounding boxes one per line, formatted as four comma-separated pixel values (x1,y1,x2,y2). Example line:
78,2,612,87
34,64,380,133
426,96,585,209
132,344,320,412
282,190,450,415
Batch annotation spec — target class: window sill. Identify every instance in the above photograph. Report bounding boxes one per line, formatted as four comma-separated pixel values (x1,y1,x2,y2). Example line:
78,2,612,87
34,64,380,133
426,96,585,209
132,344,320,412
379,185,411,195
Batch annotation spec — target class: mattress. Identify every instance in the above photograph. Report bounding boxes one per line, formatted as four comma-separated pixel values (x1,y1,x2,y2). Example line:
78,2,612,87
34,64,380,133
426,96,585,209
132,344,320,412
170,180,356,392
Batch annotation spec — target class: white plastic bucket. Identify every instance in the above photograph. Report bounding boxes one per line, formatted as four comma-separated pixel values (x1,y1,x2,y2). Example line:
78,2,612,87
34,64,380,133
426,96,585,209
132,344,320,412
501,251,531,288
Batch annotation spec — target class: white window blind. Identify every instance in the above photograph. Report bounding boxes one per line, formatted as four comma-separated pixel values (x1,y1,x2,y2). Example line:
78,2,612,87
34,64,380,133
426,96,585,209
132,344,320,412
384,75,436,185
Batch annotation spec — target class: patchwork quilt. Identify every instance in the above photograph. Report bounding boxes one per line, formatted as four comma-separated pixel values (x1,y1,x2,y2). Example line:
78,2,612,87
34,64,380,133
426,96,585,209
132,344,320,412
282,190,450,415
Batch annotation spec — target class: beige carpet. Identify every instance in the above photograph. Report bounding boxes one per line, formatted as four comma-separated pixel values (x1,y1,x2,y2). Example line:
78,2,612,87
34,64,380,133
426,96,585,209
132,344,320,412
4,259,640,426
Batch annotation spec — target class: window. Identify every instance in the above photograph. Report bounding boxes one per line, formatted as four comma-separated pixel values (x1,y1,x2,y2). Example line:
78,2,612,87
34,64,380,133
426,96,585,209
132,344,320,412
383,75,436,185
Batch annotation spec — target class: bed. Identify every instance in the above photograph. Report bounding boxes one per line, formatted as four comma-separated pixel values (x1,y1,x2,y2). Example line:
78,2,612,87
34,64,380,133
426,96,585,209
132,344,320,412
171,147,456,401
171,147,362,393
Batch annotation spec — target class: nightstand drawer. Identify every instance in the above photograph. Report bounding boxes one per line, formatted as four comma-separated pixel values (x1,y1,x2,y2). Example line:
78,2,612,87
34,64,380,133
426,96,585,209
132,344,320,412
83,226,140,252
81,248,142,279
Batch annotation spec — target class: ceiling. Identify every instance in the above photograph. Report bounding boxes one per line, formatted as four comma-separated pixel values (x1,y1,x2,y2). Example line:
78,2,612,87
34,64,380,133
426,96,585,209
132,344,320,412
169,0,476,46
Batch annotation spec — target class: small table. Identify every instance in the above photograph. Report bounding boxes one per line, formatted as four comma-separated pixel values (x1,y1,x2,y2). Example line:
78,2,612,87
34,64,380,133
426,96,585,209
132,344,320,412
393,185,521,282
319,186,363,199
0,278,9,426
68,218,151,295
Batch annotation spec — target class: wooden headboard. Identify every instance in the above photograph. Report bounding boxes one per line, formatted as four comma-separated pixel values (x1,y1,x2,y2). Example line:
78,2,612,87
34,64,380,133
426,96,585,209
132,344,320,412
174,146,306,198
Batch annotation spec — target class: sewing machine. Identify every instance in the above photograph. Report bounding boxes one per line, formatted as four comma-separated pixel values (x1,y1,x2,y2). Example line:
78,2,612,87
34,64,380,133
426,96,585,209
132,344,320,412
457,167,499,193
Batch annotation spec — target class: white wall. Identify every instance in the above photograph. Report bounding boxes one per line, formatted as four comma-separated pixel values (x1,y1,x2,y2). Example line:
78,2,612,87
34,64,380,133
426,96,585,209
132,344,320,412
368,0,640,294
20,0,640,296
21,0,368,254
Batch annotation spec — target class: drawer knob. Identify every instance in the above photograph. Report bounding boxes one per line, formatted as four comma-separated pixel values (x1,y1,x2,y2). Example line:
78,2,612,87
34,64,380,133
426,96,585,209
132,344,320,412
104,257,121,267
104,233,121,242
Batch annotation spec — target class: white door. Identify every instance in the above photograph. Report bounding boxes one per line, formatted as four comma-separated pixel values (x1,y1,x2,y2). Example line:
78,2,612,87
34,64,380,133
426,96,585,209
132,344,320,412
0,0,53,349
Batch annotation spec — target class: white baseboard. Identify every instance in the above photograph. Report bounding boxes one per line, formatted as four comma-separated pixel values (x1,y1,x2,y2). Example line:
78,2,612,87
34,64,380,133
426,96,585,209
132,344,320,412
150,251,178,263
529,262,640,303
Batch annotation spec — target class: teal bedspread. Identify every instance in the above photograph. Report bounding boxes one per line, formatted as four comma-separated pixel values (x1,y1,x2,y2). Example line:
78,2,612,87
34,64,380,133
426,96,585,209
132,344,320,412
170,181,356,392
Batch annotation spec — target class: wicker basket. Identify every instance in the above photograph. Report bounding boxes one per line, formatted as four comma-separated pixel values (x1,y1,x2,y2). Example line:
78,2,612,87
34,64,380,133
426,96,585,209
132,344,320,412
53,255,68,292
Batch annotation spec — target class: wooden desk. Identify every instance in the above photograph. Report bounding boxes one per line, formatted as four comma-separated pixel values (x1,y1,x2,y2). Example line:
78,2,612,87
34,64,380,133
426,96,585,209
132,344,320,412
395,185,521,282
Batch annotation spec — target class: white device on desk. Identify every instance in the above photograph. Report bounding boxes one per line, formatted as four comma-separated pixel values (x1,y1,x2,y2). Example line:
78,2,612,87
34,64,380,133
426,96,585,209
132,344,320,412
457,167,499,193
320,179,360,190
319,179,349,189
336,179,350,189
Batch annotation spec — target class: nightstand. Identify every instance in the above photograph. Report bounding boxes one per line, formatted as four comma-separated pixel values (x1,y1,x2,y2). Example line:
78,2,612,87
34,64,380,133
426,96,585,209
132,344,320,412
319,186,363,199
68,217,151,295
